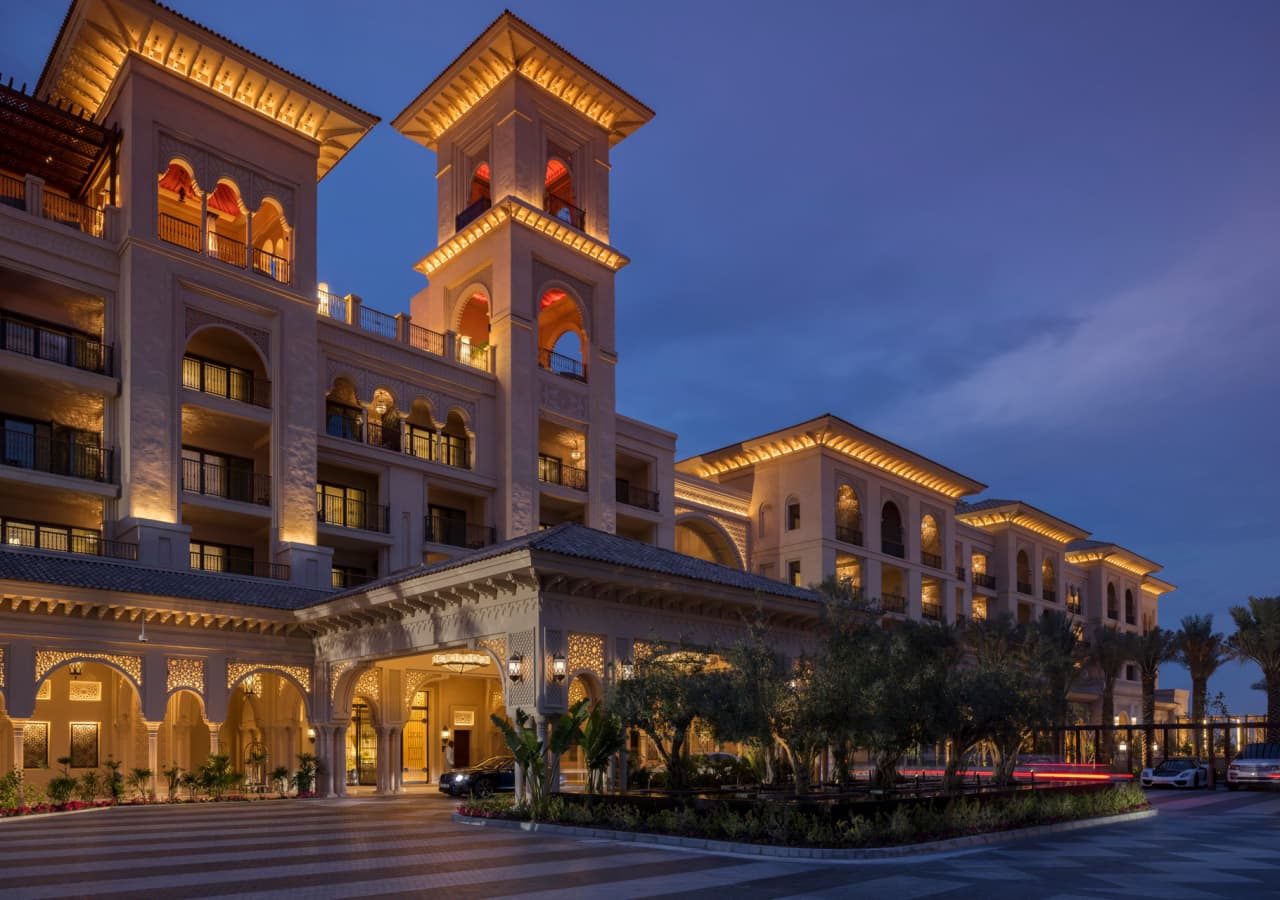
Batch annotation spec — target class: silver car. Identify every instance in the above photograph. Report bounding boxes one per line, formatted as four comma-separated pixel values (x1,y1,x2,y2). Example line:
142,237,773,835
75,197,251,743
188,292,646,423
1227,742,1280,790
1140,758,1208,789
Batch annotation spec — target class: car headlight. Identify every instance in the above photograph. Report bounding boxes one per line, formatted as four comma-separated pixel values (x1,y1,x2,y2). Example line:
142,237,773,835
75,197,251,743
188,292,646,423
455,773,471,783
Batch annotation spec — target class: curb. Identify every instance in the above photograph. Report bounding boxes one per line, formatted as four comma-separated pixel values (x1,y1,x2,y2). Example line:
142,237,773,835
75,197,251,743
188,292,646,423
0,803,115,825
451,807,1156,860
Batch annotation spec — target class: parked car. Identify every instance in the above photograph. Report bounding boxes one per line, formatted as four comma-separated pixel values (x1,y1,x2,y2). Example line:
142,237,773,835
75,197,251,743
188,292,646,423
1227,743,1280,791
438,755,515,797
1140,758,1208,789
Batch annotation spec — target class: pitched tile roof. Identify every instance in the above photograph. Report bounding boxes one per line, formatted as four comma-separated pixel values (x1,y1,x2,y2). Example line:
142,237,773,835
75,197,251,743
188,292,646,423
329,523,819,604
0,547,332,610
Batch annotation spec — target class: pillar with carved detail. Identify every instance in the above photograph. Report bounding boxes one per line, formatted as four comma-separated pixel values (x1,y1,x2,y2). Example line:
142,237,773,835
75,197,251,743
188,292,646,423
145,723,160,799
206,722,221,756
11,720,26,775
332,725,348,796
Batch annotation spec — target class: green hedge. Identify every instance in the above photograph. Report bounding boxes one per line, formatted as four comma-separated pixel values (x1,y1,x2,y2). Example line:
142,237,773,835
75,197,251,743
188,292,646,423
458,782,1148,849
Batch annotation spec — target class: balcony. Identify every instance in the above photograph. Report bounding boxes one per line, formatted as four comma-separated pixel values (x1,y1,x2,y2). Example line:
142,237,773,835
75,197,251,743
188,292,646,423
835,525,863,546
0,311,112,376
1067,595,1082,615
1017,581,1033,596
457,340,489,371
544,191,585,230
922,599,942,621
424,515,496,550
317,496,390,534
189,548,289,581
881,538,905,559
455,196,491,233
881,593,906,614
158,212,201,251
1,520,136,560
615,479,659,512
1042,587,1057,603
156,213,292,286
408,323,445,355
358,304,397,340
972,572,997,590
317,289,348,322
2,172,106,239
538,455,587,492
539,348,586,381
331,568,376,590
921,550,942,569
1,427,113,483
181,458,270,506
182,355,270,408
253,247,291,284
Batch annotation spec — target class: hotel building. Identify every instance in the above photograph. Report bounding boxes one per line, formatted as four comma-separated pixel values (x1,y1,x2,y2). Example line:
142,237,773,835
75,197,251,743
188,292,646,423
0,1,1178,794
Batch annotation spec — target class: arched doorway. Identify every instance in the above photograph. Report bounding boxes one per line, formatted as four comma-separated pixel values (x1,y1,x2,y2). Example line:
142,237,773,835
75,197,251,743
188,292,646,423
221,671,308,788
347,698,378,786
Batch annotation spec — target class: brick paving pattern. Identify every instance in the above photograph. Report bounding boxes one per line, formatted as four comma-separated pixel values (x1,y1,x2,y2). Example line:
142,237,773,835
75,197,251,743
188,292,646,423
0,789,1276,898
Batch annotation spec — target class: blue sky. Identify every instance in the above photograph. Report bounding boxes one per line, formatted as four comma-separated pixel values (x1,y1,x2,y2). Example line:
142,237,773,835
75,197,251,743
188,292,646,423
5,1,1278,711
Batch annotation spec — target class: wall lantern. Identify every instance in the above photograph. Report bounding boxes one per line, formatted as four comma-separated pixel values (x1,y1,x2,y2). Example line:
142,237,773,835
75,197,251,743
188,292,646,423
507,652,524,683
551,653,567,683
242,676,261,697
68,661,84,679
441,727,451,741
307,727,317,742
619,658,635,680
1118,741,1129,752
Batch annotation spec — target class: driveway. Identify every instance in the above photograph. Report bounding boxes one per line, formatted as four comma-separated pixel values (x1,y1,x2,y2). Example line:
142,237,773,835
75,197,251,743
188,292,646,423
0,788,1276,898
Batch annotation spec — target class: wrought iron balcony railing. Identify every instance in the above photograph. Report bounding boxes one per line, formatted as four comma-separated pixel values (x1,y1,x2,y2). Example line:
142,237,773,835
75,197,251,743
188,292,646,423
921,550,943,569
182,355,270,408
0,311,112,376
316,496,390,533
615,479,659,511
835,525,862,546
1,521,136,560
1,427,113,482
544,191,585,229
922,599,942,621
1017,581,1033,595
538,455,587,491
881,538,905,559
189,548,289,580
181,458,270,506
880,593,907,614
424,515,496,550
539,347,586,381
972,572,997,590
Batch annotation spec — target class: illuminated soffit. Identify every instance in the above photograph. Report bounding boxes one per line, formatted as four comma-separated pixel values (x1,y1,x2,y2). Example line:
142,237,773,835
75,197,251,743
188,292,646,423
956,503,1090,545
37,0,378,180
415,196,629,275
393,11,654,151
679,418,986,501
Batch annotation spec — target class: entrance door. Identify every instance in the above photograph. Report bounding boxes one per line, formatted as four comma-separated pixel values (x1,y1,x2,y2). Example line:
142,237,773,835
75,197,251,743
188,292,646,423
403,691,428,781
453,729,471,768
350,700,377,785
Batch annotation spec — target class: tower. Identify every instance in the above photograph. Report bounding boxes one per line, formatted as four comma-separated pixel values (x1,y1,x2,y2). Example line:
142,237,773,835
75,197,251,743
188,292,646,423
394,13,667,543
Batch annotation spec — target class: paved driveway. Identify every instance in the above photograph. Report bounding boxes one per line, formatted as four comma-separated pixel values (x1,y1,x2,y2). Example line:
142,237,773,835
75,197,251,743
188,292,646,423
0,788,1277,898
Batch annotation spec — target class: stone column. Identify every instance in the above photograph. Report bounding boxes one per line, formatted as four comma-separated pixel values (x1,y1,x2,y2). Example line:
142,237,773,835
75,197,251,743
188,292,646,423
390,728,403,793
146,723,161,799
333,726,348,796
206,722,221,756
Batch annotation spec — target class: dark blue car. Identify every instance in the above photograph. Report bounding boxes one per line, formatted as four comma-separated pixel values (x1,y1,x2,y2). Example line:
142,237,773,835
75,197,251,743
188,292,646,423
438,755,516,797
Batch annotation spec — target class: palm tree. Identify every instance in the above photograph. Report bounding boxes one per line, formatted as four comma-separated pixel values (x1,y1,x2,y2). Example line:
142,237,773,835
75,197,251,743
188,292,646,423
1028,611,1086,756
1229,597,1280,742
1133,627,1177,766
1088,624,1137,763
1176,614,1228,724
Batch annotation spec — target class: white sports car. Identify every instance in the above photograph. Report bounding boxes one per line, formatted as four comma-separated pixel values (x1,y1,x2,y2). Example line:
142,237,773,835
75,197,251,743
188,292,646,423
1140,758,1208,789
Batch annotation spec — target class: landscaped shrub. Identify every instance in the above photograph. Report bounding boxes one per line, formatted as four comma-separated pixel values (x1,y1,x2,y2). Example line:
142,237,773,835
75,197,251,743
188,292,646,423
457,783,1148,849
77,771,102,803
46,758,78,807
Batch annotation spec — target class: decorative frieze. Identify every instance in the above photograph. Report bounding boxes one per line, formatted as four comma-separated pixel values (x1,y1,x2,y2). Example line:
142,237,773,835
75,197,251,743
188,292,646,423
167,657,206,696
329,661,354,706
0,645,5,688
69,681,102,702
35,650,142,686
227,661,311,694
476,636,507,666
403,669,435,708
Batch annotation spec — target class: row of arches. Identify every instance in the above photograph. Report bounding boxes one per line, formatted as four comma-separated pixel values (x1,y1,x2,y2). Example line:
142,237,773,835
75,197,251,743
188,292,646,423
464,150,581,228
158,161,292,283
325,378,473,467
451,283,588,378
1106,582,1137,624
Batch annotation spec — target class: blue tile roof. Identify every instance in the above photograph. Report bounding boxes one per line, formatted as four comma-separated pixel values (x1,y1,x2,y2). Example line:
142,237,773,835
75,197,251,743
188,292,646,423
0,547,333,611
328,523,819,605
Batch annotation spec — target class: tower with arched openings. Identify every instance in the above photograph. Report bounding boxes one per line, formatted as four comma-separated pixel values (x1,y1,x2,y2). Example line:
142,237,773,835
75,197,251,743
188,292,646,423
395,13,671,547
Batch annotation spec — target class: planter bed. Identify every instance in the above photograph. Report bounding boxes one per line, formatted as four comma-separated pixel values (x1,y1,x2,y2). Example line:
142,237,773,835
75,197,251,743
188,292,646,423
456,782,1149,851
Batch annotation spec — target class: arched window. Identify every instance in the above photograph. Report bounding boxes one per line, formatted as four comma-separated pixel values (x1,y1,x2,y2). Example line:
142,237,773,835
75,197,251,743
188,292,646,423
470,162,491,204
456,162,492,231
207,179,248,266
440,410,471,469
325,377,363,442
537,288,587,380
835,484,861,545
1041,558,1056,601
456,291,490,368
1107,583,1118,619
251,198,292,284
1124,589,1135,625
368,388,400,452
881,501,904,558
544,153,582,228
758,503,773,540
920,514,941,567
1016,551,1031,594
157,161,203,251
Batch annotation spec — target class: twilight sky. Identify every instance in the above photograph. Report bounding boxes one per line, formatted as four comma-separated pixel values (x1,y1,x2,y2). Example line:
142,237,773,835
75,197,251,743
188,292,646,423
5,1,1279,711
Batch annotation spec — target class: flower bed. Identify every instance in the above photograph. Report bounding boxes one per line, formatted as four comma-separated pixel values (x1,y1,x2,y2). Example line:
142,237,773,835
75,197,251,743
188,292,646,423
1,799,114,818
457,783,1148,849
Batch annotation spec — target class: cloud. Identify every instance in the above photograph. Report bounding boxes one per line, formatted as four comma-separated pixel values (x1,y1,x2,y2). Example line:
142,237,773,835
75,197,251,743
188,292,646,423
876,230,1280,441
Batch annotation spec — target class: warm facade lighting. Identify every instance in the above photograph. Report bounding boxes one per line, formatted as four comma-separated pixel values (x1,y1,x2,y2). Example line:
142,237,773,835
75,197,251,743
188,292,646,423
506,652,524,683
551,652,567,682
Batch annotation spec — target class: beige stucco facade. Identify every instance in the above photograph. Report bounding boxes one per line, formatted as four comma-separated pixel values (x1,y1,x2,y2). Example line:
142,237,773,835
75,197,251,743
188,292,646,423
0,3,1177,796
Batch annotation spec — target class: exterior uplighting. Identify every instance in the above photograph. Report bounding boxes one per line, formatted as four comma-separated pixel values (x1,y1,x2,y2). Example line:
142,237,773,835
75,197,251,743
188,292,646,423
507,652,524,683
551,653,567,682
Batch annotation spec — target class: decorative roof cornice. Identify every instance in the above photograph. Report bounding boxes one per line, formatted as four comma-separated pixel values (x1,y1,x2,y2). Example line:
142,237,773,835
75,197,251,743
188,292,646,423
956,499,1090,545
392,10,654,151
36,0,378,180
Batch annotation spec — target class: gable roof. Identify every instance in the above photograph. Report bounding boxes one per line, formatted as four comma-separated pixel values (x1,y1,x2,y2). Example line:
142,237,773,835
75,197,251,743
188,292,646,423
328,522,817,604
0,546,331,610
